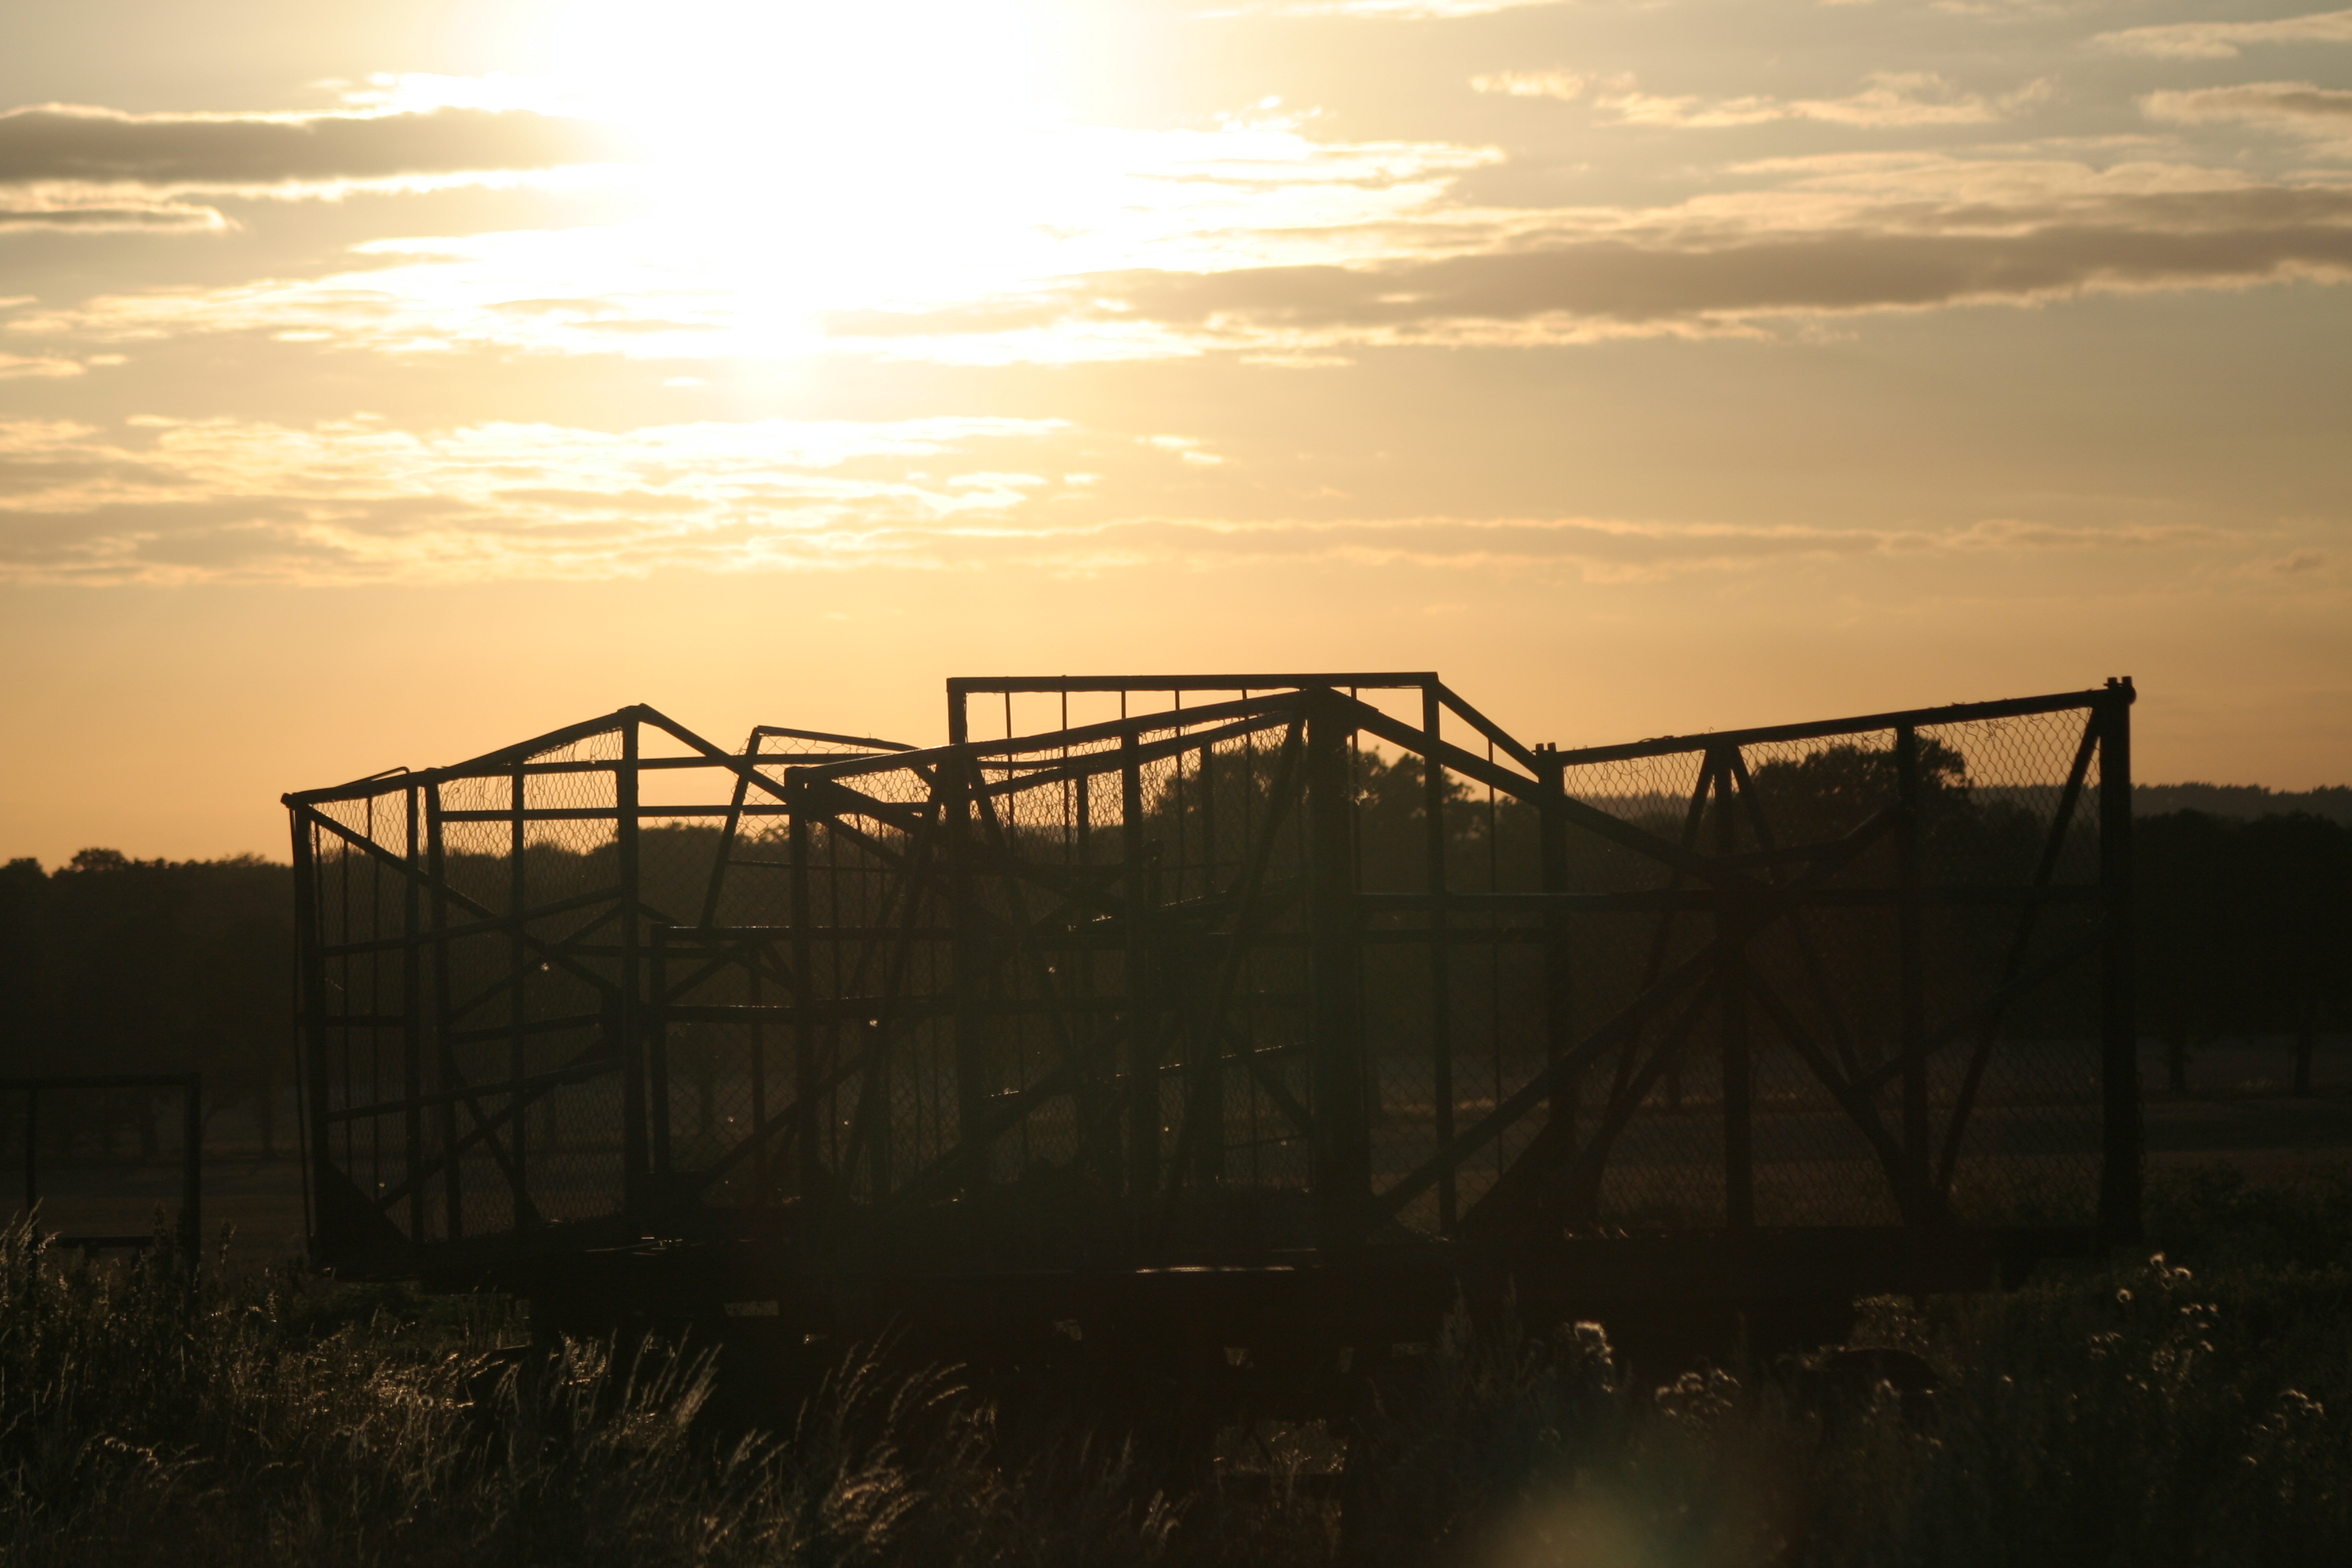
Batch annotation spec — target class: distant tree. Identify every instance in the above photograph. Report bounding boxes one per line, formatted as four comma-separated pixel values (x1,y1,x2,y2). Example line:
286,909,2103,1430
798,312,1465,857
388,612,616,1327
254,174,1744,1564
1747,736,1971,846
2238,814,2352,1094
2137,811,2352,1094
0,851,295,1157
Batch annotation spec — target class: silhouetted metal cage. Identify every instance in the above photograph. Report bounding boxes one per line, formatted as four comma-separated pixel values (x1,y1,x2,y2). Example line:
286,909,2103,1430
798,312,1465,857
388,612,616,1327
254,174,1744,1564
288,675,2138,1337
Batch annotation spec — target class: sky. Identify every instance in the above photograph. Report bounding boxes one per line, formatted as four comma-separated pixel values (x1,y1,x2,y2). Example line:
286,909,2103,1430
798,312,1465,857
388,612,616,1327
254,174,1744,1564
1,0,2347,866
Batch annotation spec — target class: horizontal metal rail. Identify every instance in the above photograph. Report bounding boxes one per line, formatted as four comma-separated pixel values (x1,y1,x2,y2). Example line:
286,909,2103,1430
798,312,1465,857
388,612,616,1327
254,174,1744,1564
1552,686,2112,766
947,671,1438,695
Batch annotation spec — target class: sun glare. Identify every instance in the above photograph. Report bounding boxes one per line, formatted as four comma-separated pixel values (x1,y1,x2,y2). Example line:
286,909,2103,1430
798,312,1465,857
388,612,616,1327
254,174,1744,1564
540,1,1083,325
320,0,1483,365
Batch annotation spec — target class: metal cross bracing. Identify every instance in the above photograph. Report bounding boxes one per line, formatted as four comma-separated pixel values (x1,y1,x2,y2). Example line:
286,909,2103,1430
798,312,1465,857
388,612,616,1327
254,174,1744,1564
286,675,2138,1346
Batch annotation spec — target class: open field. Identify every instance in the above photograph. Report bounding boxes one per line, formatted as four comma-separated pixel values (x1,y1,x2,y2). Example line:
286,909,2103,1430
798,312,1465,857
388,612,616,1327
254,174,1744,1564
14,1041,2352,1267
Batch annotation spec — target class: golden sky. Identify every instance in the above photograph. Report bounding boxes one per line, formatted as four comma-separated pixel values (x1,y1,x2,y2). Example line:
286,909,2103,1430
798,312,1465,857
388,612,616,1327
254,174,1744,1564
1,0,2347,864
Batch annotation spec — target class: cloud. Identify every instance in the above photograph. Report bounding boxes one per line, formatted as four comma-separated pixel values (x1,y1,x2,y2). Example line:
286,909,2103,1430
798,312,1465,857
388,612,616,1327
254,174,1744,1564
2092,8,2352,60
0,410,2253,585
815,172,2352,351
1143,434,1224,465
2144,82,2352,140
1208,1,1552,16
1122,212,2352,328
0,199,225,231
1597,73,2049,130
1471,71,1592,102
0,353,82,378
981,514,2227,580
13,118,2351,367
0,413,1069,585
3,120,1501,363
0,104,626,191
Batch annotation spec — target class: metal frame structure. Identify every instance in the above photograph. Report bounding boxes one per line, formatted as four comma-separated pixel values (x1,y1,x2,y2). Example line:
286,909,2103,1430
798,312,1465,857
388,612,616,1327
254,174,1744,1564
3,1073,203,1265
288,674,2136,1349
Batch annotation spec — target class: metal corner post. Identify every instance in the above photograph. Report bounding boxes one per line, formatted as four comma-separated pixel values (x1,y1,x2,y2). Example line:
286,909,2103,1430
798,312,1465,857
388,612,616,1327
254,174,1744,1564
290,808,330,1253
424,781,460,1243
1894,723,1929,1189
1427,687,1456,1231
1712,751,1753,1229
2097,677,2140,1244
787,775,822,1200
1305,690,1367,1246
1120,732,1156,1198
618,712,648,1223
1537,742,1575,1185
951,753,992,1184
402,785,426,1245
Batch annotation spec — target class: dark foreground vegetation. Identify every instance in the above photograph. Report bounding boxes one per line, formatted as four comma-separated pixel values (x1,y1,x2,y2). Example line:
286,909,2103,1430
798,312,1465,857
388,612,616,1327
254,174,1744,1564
3,1165,2349,1567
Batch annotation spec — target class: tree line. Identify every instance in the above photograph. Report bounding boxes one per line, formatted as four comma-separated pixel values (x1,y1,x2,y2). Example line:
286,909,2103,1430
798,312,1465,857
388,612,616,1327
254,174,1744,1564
0,777,2345,1160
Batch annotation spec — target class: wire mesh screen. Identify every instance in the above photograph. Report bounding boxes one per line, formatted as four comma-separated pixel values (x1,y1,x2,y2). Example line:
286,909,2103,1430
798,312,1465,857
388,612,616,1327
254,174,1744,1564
292,709,915,1261
775,694,1320,1254
1507,702,2114,1237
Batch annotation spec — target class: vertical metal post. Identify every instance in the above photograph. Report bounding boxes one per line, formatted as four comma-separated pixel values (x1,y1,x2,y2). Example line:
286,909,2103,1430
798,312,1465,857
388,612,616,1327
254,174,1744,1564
1426,689,1456,1231
943,683,985,1186
2098,679,2141,1244
1895,723,1929,1190
1122,732,1158,1198
425,785,461,1242
648,924,672,1182
789,781,822,1200
509,764,529,1224
1306,692,1368,1246
1074,767,1111,1186
1714,752,1754,1228
179,1076,202,1269
1537,742,1576,1184
947,682,969,751
618,713,648,1222
950,756,991,1183
291,810,329,1252
421,789,461,1241
1191,735,1224,1183
402,785,425,1243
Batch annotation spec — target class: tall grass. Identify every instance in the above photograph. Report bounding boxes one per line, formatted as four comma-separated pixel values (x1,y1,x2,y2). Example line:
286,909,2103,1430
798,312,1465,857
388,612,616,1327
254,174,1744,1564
3,1168,2350,1567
